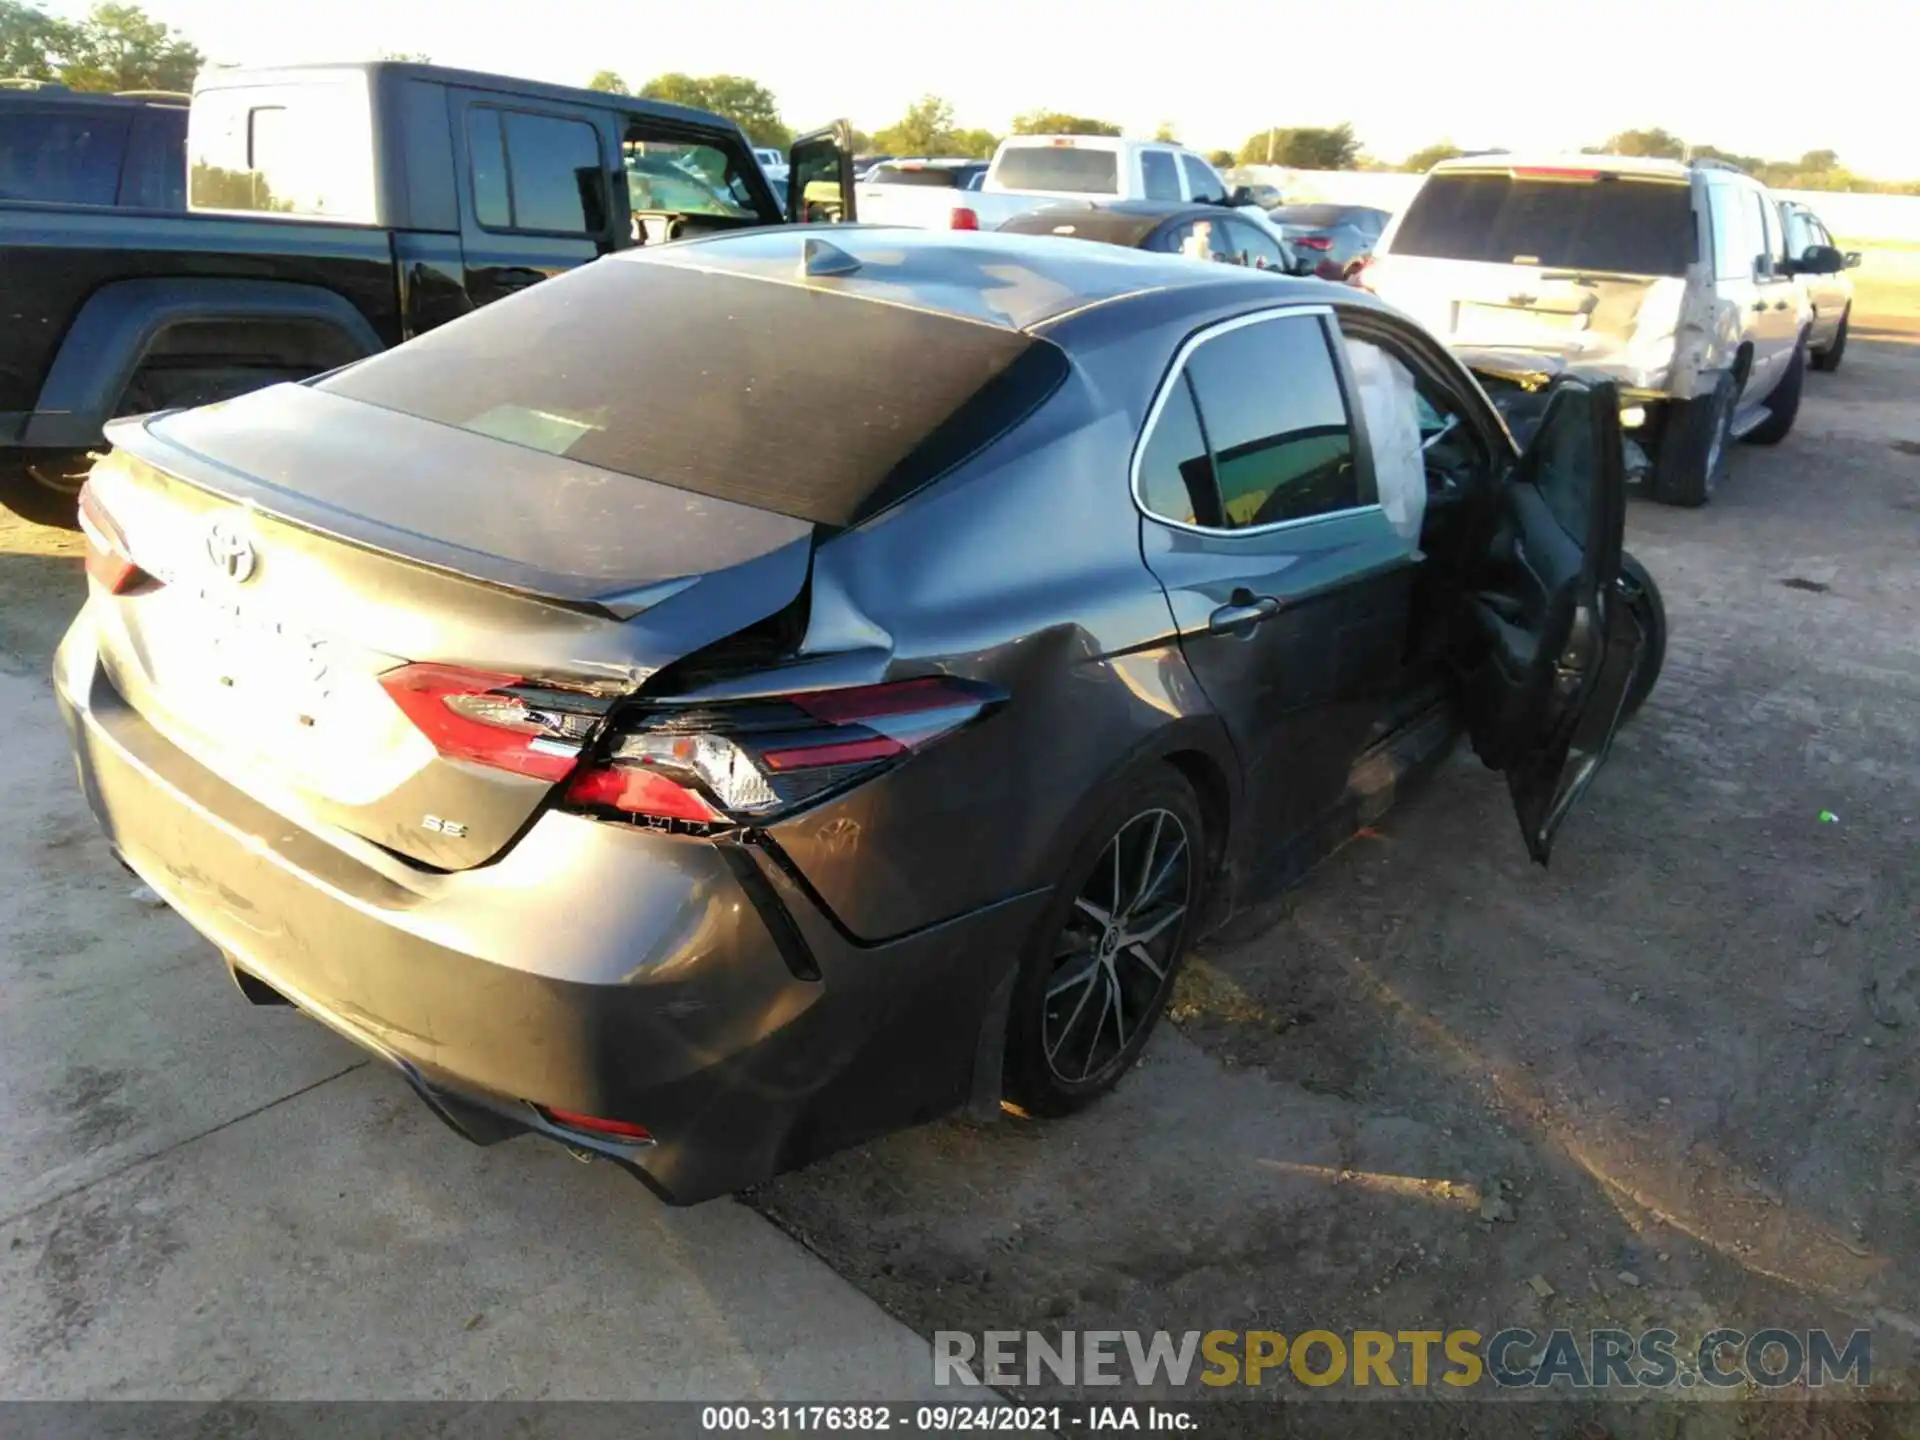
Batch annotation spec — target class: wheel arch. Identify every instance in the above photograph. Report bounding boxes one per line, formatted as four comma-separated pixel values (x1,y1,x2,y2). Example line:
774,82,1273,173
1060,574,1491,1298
22,277,384,451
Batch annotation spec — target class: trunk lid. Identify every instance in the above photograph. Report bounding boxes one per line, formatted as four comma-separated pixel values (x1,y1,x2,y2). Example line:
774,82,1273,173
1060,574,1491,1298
88,383,814,870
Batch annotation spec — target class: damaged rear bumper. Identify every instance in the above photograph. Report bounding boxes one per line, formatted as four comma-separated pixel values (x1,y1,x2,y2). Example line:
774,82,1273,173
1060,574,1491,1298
54,618,1044,1204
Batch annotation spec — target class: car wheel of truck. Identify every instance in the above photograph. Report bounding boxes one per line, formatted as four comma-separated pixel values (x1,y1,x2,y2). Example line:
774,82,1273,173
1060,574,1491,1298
1617,552,1667,723
1811,307,1849,372
1003,767,1204,1118
1649,373,1735,508
0,452,90,529
1744,341,1805,446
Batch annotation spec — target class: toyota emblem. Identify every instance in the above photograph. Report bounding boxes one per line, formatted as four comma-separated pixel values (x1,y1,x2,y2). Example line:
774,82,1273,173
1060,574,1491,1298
204,517,257,583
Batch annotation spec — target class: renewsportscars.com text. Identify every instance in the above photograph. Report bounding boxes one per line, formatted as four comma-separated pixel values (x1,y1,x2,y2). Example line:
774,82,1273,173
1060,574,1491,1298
934,1327,1871,1390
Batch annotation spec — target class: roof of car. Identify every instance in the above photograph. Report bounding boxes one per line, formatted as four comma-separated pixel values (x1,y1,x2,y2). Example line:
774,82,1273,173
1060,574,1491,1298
0,83,187,109
627,224,1323,333
1427,152,1694,179
191,62,741,135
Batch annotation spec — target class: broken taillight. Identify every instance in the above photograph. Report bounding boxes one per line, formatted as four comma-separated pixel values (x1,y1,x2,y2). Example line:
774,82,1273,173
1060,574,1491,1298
378,664,608,781
563,676,1003,826
77,482,154,595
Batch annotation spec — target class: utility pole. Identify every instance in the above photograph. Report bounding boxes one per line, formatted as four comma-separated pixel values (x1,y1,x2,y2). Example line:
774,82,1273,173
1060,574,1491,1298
1266,127,1276,165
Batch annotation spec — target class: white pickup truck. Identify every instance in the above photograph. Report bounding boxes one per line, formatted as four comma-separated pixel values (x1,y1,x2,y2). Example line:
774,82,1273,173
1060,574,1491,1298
858,135,1260,231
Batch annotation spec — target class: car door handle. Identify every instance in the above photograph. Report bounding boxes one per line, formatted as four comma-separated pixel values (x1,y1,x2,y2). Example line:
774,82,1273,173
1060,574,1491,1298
1208,595,1281,635
1751,301,1769,313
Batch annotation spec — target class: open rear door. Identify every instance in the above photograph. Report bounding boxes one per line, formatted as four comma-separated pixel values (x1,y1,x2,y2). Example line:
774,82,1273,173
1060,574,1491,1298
788,121,857,223
1455,378,1645,864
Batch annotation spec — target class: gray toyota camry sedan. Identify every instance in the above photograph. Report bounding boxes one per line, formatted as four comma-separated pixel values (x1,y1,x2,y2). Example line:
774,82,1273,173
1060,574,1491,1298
58,227,1648,1204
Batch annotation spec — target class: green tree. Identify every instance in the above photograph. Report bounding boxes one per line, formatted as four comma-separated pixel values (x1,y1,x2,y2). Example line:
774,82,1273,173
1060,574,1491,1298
1236,123,1358,169
1689,143,1763,172
1207,149,1236,170
1402,140,1464,172
1,0,74,80
587,69,629,94
1152,121,1178,143
873,94,956,156
54,3,201,92
1796,148,1840,174
638,72,790,148
1596,127,1687,159
377,50,431,63
1011,110,1122,137
948,126,999,159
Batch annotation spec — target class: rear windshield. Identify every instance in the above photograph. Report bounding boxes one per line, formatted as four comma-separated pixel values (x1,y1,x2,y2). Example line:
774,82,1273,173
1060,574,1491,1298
316,257,1068,527
0,106,130,205
188,79,376,221
1390,171,1695,276
868,162,984,188
1271,204,1351,227
993,145,1120,194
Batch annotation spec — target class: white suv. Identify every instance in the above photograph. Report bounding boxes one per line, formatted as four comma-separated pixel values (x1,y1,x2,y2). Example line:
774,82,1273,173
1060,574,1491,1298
1365,154,1812,507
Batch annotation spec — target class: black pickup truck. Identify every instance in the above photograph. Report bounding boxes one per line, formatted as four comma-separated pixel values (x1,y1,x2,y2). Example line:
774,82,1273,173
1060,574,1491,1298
0,62,857,523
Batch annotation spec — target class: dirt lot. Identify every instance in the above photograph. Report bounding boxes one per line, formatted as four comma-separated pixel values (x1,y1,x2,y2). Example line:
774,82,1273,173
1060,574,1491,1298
746,258,1920,1425
1,253,1914,1431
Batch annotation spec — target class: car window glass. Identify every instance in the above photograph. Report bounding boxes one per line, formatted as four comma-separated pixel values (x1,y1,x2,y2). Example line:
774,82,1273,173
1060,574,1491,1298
1757,193,1784,274
501,111,604,233
1163,217,1217,261
1224,217,1287,271
120,107,186,209
0,107,131,205
992,144,1118,194
1140,149,1180,202
189,82,376,220
1179,153,1225,203
1184,315,1361,529
1341,336,1427,543
1136,373,1218,527
1706,182,1755,280
1391,172,1694,277
1782,208,1814,257
467,107,511,227
623,132,759,219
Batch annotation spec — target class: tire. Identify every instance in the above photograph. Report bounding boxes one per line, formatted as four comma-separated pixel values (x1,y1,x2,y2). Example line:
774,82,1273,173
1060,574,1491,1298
1811,306,1849,372
1616,552,1667,723
0,451,92,529
1003,766,1206,1117
1743,340,1805,446
1649,372,1735,508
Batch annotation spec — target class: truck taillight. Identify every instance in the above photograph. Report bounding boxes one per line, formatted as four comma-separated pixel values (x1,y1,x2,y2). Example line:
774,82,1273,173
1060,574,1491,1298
563,676,1003,826
77,482,154,595
949,206,980,230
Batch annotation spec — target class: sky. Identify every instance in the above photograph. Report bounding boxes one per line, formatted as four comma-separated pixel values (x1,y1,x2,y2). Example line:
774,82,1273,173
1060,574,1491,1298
50,0,1918,179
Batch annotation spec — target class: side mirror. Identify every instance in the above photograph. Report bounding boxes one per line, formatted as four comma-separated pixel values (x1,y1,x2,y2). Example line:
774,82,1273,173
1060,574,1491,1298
1844,250,1863,270
1796,243,1844,276
1226,185,1254,207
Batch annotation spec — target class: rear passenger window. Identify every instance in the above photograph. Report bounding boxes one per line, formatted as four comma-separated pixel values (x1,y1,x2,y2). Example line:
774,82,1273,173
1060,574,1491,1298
1137,374,1216,526
120,108,187,209
0,107,130,205
1183,315,1361,528
1141,149,1180,202
469,107,606,234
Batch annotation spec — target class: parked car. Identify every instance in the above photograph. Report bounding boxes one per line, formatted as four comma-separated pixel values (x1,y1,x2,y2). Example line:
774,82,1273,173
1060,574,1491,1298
1239,181,1285,210
1268,203,1391,280
0,61,858,525
0,81,187,210
999,199,1298,273
1365,154,1812,507
752,145,789,181
1778,199,1859,372
854,158,992,229
60,226,1652,1204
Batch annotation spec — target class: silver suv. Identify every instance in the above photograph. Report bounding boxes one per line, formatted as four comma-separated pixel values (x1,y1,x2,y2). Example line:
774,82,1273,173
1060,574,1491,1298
1365,154,1812,507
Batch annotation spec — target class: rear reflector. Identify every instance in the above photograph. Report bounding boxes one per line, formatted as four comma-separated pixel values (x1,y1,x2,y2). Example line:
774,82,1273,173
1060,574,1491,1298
563,764,725,822
540,1107,652,1142
949,206,980,230
78,483,153,595
379,664,604,781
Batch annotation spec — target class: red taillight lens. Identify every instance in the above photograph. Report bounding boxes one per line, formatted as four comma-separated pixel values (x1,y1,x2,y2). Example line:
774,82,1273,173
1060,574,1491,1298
77,483,153,594
949,206,980,230
379,663,605,781
1296,234,1332,250
539,1107,652,1142
563,676,1002,825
